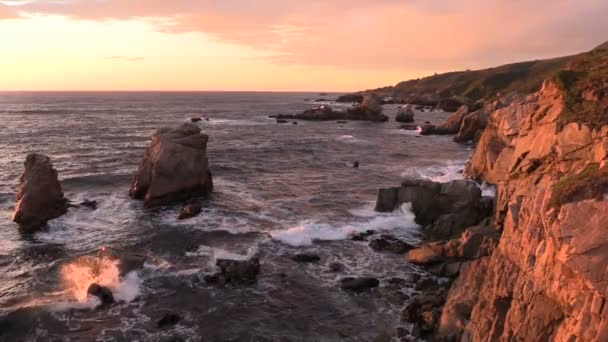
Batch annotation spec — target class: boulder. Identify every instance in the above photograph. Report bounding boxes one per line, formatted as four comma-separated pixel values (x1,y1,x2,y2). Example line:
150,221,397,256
454,109,491,143
129,123,213,207
340,277,380,292
190,117,202,123
291,253,320,263
276,119,288,124
351,230,376,241
369,235,414,254
396,107,415,123
216,258,260,285
178,202,202,220
13,154,68,232
407,245,442,265
87,283,114,305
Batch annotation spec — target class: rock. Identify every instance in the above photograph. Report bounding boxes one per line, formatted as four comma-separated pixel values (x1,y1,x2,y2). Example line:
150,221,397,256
277,96,388,122
436,99,465,112
190,118,202,123
453,109,490,143
375,178,489,240
457,224,500,259
407,245,442,265
353,161,359,168
396,107,415,123
129,123,213,207
276,119,288,123
87,283,114,305
157,313,181,328
336,120,348,124
351,230,376,241
336,94,364,103
216,258,260,285
340,277,380,292
80,199,98,210
292,122,298,125
178,202,202,220
291,253,320,263
328,262,345,273
369,235,414,254
400,124,418,131
13,154,68,232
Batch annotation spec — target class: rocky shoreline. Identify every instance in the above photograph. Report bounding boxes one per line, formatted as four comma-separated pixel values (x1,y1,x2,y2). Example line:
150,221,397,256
375,42,608,341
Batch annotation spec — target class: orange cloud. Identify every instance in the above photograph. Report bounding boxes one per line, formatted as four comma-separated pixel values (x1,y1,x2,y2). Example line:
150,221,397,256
7,0,608,70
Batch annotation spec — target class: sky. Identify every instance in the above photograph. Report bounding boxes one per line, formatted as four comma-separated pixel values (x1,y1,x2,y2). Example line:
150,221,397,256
1,0,607,91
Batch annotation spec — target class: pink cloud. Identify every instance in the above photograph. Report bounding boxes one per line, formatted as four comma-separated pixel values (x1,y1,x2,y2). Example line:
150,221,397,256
0,3,20,19
10,0,608,70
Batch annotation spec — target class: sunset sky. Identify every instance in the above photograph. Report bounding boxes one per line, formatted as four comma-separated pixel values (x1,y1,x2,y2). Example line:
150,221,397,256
1,0,607,91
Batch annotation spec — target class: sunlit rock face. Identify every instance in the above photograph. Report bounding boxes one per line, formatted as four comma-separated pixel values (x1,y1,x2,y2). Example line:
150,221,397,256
437,43,608,341
13,153,68,232
129,123,213,207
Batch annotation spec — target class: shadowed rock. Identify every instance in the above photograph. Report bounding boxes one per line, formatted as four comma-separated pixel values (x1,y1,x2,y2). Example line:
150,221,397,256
87,283,114,305
178,202,202,220
396,106,415,123
340,277,380,292
216,258,260,285
13,154,68,232
129,123,213,207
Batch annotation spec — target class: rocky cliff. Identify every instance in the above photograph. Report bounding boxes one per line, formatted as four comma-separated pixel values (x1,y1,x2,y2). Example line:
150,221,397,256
437,42,608,341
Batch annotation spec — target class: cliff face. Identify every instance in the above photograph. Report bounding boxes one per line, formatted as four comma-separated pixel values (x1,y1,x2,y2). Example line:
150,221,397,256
438,44,608,340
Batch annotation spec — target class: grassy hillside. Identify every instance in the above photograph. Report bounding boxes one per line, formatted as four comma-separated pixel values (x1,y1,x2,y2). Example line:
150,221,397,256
341,54,577,107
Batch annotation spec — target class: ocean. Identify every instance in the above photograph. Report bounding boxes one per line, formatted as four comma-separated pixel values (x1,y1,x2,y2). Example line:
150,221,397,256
0,92,472,341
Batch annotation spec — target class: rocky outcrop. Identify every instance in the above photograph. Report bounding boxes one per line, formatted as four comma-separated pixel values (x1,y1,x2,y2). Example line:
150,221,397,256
129,123,213,207
375,178,493,240
335,94,364,103
12,154,68,232
437,43,608,341
277,95,388,122
396,106,415,123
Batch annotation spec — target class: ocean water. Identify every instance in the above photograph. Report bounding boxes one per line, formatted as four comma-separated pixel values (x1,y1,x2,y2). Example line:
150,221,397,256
0,92,472,341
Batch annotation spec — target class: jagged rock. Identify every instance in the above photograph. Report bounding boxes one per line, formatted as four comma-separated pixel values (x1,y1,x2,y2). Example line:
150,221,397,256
351,230,376,241
276,119,288,123
13,154,68,232
278,95,388,122
291,253,320,263
178,202,202,220
216,258,260,285
190,118,202,123
375,178,491,240
396,106,415,123
340,277,380,292
87,283,114,305
129,123,213,207
369,235,414,254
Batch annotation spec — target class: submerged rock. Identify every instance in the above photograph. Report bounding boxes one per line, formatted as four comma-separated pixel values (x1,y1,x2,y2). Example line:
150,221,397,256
328,262,345,273
13,154,68,232
79,199,98,210
291,253,321,263
157,313,181,328
216,258,260,285
277,95,388,122
129,123,213,207
369,235,414,254
87,283,114,305
178,202,202,220
340,277,380,291
190,117,202,123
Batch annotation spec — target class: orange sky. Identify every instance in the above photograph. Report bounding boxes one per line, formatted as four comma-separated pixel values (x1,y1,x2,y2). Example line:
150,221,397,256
1,0,607,91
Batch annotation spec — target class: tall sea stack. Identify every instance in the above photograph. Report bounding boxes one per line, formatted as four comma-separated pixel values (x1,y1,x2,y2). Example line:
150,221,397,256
129,123,213,207
13,154,68,232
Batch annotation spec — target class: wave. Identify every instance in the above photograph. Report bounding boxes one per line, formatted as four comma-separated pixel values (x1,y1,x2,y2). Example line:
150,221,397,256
270,203,420,247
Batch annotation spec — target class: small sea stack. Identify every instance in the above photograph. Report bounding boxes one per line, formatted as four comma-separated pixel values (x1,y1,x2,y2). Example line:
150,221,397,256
129,123,213,207
12,154,68,232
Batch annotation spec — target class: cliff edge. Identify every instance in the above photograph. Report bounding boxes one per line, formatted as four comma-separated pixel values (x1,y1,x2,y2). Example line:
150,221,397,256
437,43,608,340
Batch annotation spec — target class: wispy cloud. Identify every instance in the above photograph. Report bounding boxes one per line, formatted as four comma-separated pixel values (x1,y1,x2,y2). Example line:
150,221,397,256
6,0,608,70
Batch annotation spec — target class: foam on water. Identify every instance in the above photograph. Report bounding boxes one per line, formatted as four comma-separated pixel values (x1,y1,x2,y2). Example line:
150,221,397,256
270,203,420,247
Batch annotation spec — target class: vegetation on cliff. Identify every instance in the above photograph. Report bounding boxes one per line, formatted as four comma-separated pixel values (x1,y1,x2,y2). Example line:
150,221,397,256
553,42,608,128
549,163,608,209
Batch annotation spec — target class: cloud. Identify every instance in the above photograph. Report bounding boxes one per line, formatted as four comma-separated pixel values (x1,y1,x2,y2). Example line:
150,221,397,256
10,0,608,70
104,56,145,61
0,3,21,19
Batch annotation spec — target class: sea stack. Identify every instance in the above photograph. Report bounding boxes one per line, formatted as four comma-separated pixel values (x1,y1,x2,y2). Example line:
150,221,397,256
129,123,213,207
13,154,68,232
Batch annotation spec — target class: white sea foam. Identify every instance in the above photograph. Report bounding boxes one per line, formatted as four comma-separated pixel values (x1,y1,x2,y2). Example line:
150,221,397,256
270,203,419,247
